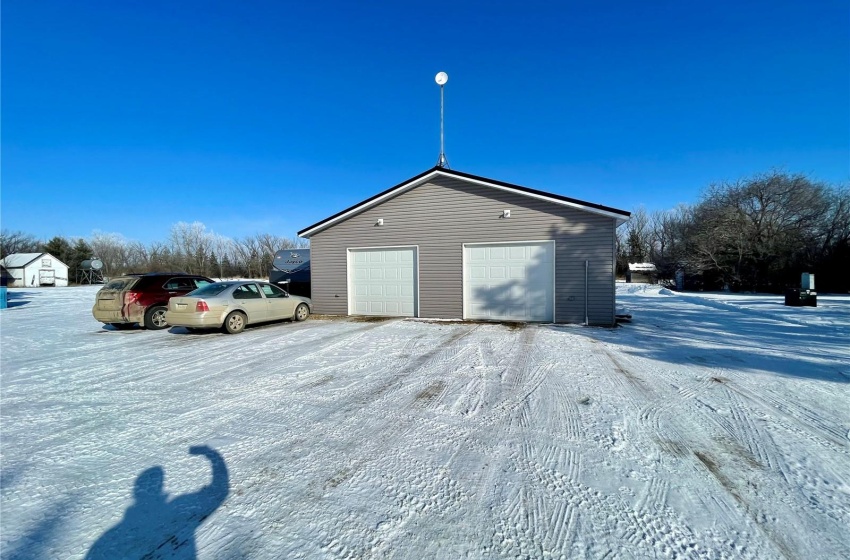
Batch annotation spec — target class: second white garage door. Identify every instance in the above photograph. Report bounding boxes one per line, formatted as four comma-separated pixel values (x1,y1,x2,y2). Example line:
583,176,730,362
348,247,417,316
464,241,555,322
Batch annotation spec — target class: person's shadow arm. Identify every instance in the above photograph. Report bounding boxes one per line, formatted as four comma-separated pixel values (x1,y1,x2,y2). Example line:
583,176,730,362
176,445,230,521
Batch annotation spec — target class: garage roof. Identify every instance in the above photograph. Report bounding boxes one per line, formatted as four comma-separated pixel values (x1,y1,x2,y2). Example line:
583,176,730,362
298,167,631,238
0,253,52,268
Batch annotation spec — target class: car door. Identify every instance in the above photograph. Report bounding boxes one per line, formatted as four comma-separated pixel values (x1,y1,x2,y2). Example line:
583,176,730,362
232,283,267,323
259,282,296,319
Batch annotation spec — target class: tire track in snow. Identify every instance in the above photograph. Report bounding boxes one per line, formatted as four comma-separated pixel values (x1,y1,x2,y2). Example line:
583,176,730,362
634,476,670,513
596,345,847,559
596,344,707,461
282,325,484,554
499,361,580,442
84,322,407,448
541,374,584,441
685,349,848,453
472,326,555,556
443,325,524,419
714,383,850,557
522,445,582,554
591,344,793,550
643,389,805,559
450,376,485,418
593,344,659,458
43,320,354,396
474,326,537,419
362,324,481,407
318,447,472,559
536,352,587,442
584,340,698,544
724,381,848,451
255,326,482,557
711,382,780,472
481,327,590,557
691,450,800,560
41,322,424,518
496,451,744,559
482,329,561,430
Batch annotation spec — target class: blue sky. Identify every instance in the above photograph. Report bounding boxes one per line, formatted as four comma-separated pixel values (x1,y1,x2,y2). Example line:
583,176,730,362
2,0,848,244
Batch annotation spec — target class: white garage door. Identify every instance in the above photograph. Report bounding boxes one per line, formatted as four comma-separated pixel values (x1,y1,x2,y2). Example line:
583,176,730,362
464,241,554,322
349,247,417,317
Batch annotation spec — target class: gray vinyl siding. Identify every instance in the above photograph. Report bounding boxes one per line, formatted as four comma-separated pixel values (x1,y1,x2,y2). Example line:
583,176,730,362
310,176,618,325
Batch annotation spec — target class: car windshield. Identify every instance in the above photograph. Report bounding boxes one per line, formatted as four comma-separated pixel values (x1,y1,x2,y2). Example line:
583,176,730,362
188,283,233,297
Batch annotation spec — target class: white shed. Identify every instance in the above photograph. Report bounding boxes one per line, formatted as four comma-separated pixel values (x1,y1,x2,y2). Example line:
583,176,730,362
0,253,70,287
627,262,657,284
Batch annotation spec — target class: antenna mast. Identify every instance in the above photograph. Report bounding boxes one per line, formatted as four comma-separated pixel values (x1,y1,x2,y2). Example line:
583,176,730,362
435,72,449,168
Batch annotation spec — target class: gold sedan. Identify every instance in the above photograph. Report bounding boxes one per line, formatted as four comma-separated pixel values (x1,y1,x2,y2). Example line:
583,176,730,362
165,281,311,334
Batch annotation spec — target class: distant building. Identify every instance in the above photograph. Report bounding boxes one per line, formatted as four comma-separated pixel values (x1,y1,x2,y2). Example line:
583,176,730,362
627,262,657,284
0,253,70,287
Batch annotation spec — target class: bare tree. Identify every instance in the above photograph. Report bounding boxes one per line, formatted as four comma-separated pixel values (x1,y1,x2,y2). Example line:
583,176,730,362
232,236,262,279
1,230,42,258
210,234,236,279
616,206,652,275
649,205,693,277
89,231,130,276
685,171,835,290
169,222,215,275
814,187,850,257
148,242,176,271
125,241,150,271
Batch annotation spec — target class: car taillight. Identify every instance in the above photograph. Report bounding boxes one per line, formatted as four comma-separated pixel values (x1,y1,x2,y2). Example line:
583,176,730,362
196,300,209,312
124,292,141,304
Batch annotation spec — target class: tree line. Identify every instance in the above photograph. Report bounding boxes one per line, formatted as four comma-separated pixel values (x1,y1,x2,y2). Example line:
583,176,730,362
0,222,308,282
617,171,850,293
3,171,848,292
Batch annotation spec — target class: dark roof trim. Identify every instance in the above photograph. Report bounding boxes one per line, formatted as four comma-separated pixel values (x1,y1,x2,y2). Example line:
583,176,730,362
298,167,631,238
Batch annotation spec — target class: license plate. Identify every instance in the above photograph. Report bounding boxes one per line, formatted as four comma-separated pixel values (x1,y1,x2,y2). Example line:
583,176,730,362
176,303,188,310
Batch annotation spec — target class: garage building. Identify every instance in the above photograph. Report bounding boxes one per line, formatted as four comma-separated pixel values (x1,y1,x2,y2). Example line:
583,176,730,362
297,167,630,326
0,253,70,287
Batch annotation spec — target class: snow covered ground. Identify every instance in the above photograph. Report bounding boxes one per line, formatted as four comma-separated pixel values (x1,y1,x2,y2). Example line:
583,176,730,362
1,284,848,559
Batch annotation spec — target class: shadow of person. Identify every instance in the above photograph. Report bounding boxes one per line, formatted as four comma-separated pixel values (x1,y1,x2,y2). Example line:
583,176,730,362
86,446,229,560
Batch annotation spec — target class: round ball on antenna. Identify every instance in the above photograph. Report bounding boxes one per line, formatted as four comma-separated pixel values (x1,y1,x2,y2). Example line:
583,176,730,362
435,72,448,85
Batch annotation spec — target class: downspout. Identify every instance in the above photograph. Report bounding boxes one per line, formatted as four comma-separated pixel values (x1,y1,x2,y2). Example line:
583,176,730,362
585,260,589,326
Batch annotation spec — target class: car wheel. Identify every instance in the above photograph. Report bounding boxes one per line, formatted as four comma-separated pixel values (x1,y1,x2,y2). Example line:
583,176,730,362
108,323,135,330
294,303,309,322
223,311,246,334
143,305,169,330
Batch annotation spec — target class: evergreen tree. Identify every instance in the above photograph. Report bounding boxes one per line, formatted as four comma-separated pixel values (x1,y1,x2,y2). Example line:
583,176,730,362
208,252,219,279
70,239,94,283
42,237,73,267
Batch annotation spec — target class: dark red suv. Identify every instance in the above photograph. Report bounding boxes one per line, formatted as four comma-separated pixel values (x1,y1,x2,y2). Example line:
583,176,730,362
92,273,214,329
